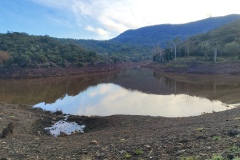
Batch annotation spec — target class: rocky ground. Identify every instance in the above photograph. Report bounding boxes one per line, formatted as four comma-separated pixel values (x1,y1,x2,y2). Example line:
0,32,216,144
1,103,240,160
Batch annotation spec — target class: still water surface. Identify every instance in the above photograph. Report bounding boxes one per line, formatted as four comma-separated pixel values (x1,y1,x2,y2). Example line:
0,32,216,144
1,67,239,117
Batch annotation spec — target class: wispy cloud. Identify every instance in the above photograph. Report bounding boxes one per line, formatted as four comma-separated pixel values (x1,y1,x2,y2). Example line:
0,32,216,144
31,0,240,39
85,26,110,38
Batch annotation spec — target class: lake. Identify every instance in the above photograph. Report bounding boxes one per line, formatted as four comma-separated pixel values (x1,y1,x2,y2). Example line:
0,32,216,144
0,67,239,117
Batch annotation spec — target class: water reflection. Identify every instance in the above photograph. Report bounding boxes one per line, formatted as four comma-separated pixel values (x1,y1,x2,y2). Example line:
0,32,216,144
0,67,240,117
34,83,233,117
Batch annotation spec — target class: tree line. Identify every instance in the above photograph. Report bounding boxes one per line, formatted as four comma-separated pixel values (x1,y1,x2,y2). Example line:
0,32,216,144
153,20,240,63
0,32,100,68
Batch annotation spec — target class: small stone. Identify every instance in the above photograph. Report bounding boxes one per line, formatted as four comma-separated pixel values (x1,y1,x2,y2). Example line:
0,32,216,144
91,139,98,145
144,145,151,149
228,128,240,136
227,154,234,159
37,131,41,136
199,153,208,156
59,132,67,137
206,146,212,150
119,150,126,154
177,150,185,153
51,121,56,124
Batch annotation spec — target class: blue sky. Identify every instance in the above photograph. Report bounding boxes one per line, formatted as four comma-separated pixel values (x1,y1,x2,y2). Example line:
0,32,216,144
1,0,240,40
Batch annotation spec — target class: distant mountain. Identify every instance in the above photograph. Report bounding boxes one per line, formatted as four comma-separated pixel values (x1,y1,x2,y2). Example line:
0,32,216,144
110,14,240,47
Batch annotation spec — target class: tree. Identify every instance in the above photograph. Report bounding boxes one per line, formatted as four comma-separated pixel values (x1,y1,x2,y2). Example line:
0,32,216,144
0,51,10,67
172,37,181,61
214,48,217,62
224,42,240,59
17,55,31,68
185,39,190,57
153,45,165,62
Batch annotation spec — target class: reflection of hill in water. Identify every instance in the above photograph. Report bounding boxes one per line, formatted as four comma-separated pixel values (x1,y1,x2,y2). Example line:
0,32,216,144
0,67,239,105
110,68,240,105
0,75,115,105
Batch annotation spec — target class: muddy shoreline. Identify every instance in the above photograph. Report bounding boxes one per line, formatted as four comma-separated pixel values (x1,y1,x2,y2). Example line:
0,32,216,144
146,61,240,75
1,103,240,159
0,62,148,79
1,61,240,80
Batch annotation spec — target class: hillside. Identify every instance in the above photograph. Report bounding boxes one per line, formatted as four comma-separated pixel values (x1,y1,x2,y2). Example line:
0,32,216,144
0,32,99,68
59,39,151,61
178,19,240,60
110,14,240,47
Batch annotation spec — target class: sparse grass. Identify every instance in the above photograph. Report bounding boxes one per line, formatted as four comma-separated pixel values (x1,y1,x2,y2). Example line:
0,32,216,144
134,149,143,155
228,145,240,153
194,127,204,131
212,136,221,141
180,156,198,160
208,155,224,160
120,139,127,143
124,153,132,159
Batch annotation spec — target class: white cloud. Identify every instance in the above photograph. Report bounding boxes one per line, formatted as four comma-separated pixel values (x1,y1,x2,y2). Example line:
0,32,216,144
32,0,240,39
33,83,232,117
85,26,110,38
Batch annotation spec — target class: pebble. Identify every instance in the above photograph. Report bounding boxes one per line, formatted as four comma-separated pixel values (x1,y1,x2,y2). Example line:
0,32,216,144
228,128,240,136
91,140,98,145
144,145,151,149
206,146,212,150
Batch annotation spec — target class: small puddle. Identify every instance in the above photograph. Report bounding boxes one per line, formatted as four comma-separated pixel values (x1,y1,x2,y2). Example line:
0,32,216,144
46,121,85,137
45,116,85,137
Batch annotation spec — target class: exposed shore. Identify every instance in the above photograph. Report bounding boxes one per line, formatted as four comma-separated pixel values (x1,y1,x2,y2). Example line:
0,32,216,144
146,61,240,75
0,62,148,79
1,103,240,159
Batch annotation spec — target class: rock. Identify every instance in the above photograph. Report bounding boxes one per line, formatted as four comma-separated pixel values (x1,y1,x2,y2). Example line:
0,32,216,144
144,145,151,149
206,146,212,150
91,139,98,145
1,123,13,138
179,139,188,143
80,149,88,154
199,153,208,156
59,132,68,137
228,128,240,136
55,110,63,115
175,150,185,156
227,154,234,160
118,150,126,154
197,136,207,140
177,150,185,153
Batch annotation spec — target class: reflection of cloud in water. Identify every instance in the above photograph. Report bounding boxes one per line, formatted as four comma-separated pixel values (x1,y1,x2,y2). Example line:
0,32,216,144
33,83,233,117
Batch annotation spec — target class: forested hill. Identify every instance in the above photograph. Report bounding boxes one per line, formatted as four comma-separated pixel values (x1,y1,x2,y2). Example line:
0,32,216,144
0,32,99,68
110,14,240,47
178,19,240,59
